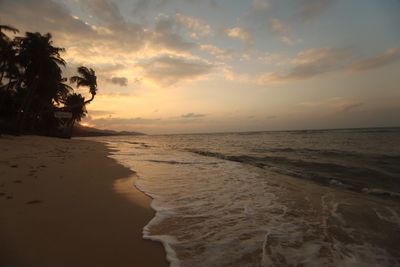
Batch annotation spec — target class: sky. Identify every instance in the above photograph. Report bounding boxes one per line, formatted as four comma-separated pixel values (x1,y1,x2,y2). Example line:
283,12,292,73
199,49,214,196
0,0,399,134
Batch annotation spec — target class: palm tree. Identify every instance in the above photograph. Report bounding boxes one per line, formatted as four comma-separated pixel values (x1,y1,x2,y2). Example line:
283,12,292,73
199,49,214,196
33,76,72,132
16,32,65,87
70,66,97,104
0,25,19,41
0,25,19,82
64,93,87,122
0,25,20,132
59,92,87,138
62,66,97,137
15,32,66,132
54,77,73,105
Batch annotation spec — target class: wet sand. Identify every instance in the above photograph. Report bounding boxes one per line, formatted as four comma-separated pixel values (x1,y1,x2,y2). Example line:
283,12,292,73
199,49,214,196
0,135,167,267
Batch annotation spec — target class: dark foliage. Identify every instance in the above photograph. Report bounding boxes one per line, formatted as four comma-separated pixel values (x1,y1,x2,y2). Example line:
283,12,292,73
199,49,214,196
0,24,98,137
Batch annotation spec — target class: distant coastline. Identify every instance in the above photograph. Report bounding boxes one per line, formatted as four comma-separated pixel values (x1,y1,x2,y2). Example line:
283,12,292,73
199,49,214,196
72,124,145,137
147,125,400,136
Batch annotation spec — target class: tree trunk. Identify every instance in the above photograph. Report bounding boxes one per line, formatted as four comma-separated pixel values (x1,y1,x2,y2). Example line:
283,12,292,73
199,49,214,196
84,93,95,105
16,63,43,134
67,117,76,139
16,77,39,134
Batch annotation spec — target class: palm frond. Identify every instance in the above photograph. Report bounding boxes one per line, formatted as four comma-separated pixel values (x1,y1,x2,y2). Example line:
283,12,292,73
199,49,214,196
0,25,19,34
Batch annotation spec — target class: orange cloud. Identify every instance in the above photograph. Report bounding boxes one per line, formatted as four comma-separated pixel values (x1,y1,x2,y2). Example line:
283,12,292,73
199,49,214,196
350,48,399,72
270,18,298,45
258,48,350,83
137,55,214,86
226,27,253,45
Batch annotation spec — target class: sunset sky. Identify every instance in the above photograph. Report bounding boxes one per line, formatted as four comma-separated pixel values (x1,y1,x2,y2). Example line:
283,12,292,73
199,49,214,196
1,0,399,134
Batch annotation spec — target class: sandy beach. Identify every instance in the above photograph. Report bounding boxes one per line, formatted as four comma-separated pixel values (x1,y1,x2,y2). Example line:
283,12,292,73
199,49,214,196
0,136,167,267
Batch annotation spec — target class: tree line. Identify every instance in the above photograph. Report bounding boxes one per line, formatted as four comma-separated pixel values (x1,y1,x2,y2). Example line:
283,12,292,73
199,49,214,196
0,24,98,137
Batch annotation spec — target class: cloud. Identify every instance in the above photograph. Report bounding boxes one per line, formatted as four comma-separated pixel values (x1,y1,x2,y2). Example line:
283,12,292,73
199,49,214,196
0,0,200,56
0,0,147,54
299,98,364,113
252,0,270,10
257,47,400,84
138,55,214,86
83,0,125,27
108,77,128,86
226,27,253,44
266,115,278,120
88,110,115,116
270,18,297,45
175,13,211,39
0,0,96,39
258,48,350,83
84,117,161,130
132,0,171,19
270,18,289,35
350,48,400,72
181,113,207,118
83,0,201,52
208,0,220,8
85,114,208,130
337,102,363,112
200,44,233,60
295,0,335,22
95,64,127,75
152,14,197,52
97,92,132,97
257,52,287,65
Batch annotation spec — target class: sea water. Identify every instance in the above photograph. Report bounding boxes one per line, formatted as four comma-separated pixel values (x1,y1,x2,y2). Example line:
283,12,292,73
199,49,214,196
101,128,400,267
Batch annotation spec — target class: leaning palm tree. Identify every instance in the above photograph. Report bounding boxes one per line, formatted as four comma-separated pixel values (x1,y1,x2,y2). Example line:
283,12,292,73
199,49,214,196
70,66,97,104
59,66,97,137
0,25,19,34
0,25,19,43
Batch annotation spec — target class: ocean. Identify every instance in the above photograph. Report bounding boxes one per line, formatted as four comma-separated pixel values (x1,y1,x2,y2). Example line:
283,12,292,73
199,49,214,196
101,127,400,267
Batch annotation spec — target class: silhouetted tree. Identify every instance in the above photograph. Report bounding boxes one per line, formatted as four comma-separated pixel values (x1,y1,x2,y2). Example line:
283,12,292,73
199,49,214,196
15,32,66,132
0,24,99,137
0,25,19,82
0,25,18,40
64,93,87,121
70,66,97,104
0,25,20,131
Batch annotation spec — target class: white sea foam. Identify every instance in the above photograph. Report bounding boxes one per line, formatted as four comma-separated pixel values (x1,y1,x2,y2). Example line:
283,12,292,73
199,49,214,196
374,207,400,226
102,134,400,267
362,187,400,198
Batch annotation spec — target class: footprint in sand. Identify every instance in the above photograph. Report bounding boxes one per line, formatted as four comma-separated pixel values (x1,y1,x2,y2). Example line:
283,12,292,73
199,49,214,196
10,164,18,168
25,200,42,205
13,180,22,184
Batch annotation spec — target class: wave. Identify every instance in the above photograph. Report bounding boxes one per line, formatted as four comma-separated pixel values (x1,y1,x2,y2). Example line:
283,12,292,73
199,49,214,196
186,149,400,199
362,188,400,198
146,159,201,165
252,147,400,160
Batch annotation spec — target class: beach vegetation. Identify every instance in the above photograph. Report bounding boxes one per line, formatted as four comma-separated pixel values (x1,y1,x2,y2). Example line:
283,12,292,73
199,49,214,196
70,66,97,105
0,24,98,137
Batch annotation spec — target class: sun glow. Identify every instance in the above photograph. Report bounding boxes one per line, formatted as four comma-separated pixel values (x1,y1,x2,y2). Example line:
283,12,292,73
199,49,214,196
79,122,93,127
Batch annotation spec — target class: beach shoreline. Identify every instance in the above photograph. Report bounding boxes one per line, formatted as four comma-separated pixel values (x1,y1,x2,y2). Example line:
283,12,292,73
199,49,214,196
0,135,167,267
